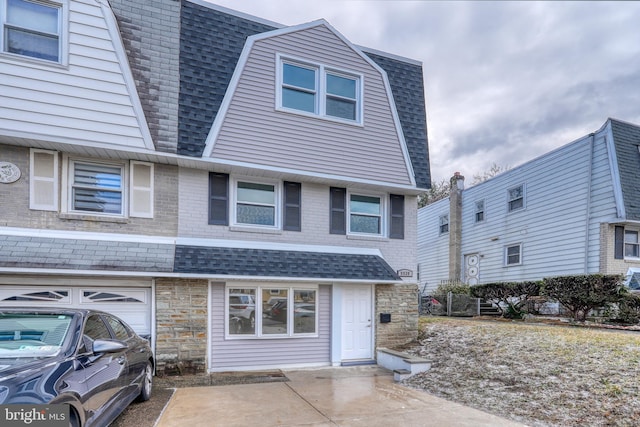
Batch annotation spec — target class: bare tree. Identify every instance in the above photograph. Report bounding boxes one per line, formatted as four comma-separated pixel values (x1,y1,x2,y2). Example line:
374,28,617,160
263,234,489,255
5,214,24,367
418,178,450,208
419,163,510,207
471,162,510,185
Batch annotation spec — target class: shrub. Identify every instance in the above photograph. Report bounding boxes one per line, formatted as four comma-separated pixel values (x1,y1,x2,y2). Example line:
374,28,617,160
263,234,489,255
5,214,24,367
470,281,541,319
541,274,625,322
612,293,640,324
434,282,471,296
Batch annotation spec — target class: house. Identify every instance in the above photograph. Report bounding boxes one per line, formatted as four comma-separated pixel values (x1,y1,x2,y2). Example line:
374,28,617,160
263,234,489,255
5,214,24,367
0,0,430,374
418,118,640,295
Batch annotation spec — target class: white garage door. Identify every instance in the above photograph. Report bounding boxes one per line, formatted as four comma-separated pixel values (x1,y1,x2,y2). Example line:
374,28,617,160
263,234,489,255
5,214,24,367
0,285,152,336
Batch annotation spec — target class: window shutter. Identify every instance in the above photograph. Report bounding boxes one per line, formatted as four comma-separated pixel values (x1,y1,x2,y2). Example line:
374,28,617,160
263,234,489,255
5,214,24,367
283,181,301,231
389,194,405,239
209,173,229,225
330,187,346,235
29,149,58,211
130,162,154,218
615,226,624,259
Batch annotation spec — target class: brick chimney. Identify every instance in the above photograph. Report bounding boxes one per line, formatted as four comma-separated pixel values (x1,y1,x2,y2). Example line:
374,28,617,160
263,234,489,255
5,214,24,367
449,172,464,282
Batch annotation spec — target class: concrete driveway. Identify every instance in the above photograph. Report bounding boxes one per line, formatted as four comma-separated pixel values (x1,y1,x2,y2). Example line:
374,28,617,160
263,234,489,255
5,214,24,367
155,366,527,427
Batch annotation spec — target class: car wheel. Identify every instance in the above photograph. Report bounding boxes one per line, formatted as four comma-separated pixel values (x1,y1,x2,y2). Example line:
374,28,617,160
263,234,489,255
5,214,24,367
69,407,81,427
136,361,153,402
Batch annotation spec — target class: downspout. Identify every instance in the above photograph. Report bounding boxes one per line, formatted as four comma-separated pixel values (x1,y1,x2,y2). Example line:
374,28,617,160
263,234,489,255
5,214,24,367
584,133,594,273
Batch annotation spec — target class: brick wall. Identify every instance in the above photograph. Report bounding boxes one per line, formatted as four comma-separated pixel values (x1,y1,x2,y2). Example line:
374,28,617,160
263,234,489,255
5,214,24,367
155,278,209,376
177,169,418,274
600,223,640,275
0,145,178,236
375,283,419,349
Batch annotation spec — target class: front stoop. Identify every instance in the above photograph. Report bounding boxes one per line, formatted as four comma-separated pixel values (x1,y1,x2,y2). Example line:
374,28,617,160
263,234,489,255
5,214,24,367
376,348,431,381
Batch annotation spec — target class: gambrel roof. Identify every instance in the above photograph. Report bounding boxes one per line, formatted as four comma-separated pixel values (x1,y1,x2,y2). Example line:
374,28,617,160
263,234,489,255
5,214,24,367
177,1,430,188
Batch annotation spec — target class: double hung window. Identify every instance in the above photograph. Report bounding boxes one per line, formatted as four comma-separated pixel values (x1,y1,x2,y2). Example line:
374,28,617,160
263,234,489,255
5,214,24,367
349,194,382,235
2,0,63,62
475,200,485,223
625,230,639,258
227,286,317,338
505,244,522,266
235,181,277,227
439,214,449,234
279,57,361,123
507,184,524,212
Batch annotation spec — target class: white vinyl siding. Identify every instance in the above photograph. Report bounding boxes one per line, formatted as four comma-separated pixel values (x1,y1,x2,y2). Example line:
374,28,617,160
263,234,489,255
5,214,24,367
418,132,603,288
0,0,150,150
210,282,331,372
29,148,58,211
210,24,412,187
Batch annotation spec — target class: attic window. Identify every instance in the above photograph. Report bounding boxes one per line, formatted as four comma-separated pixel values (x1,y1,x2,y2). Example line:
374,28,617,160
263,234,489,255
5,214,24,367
278,56,362,124
2,0,65,63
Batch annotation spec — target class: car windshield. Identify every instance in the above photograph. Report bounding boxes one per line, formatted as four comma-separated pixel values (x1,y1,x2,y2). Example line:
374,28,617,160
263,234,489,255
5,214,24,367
0,313,73,361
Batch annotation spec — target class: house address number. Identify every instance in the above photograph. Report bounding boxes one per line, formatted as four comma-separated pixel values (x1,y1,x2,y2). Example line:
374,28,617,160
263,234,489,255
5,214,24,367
397,269,413,278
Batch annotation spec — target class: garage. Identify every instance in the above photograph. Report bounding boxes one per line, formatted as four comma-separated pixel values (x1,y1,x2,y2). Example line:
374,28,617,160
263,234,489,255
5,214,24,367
0,279,152,337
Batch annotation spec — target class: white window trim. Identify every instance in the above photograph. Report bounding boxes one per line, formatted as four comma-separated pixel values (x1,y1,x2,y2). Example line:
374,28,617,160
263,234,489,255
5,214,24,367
504,243,523,266
230,176,281,230
507,183,525,213
0,0,69,66
474,199,485,223
624,229,640,260
225,284,319,339
439,213,449,235
347,190,385,237
275,53,364,125
61,154,129,218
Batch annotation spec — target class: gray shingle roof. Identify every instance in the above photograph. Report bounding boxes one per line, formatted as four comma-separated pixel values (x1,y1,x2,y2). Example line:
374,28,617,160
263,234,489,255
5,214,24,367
178,2,276,156
363,51,431,189
611,119,640,221
0,235,174,272
174,245,401,281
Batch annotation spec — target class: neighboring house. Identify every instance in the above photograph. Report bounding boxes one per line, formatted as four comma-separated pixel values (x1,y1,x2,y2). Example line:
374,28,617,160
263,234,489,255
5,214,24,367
418,118,640,295
0,0,430,373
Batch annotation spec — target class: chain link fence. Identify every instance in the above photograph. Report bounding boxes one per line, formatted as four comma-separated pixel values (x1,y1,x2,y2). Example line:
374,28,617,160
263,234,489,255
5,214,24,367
419,292,482,317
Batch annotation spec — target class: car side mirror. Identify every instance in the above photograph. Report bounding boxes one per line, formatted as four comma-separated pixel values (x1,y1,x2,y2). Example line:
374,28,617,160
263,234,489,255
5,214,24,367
92,339,127,354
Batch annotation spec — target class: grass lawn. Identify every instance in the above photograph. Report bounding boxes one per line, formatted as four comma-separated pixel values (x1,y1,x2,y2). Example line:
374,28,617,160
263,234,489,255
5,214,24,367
403,317,640,427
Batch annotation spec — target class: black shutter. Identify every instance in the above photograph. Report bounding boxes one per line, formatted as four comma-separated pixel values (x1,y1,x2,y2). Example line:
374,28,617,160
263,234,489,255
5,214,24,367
330,187,346,235
209,173,229,225
615,225,624,259
389,194,405,239
283,181,301,231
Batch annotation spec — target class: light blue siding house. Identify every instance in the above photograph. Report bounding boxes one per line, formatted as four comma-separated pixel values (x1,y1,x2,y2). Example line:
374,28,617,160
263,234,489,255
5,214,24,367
418,118,640,294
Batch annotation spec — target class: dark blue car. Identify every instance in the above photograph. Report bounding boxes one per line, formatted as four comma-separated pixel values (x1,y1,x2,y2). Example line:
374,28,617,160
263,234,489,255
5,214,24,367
0,308,154,427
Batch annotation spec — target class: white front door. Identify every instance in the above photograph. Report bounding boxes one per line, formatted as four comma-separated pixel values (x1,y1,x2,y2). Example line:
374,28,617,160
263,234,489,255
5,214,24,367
341,284,373,360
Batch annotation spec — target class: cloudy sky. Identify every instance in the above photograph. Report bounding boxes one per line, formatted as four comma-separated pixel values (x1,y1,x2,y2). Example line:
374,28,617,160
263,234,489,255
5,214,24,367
207,0,640,183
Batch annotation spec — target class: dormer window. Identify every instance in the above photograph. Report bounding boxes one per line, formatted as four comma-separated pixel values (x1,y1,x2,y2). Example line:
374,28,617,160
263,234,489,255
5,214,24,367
2,0,64,63
278,56,362,124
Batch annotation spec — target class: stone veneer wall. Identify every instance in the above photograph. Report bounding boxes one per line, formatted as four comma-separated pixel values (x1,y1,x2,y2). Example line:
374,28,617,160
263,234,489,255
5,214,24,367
375,283,419,349
155,278,208,375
